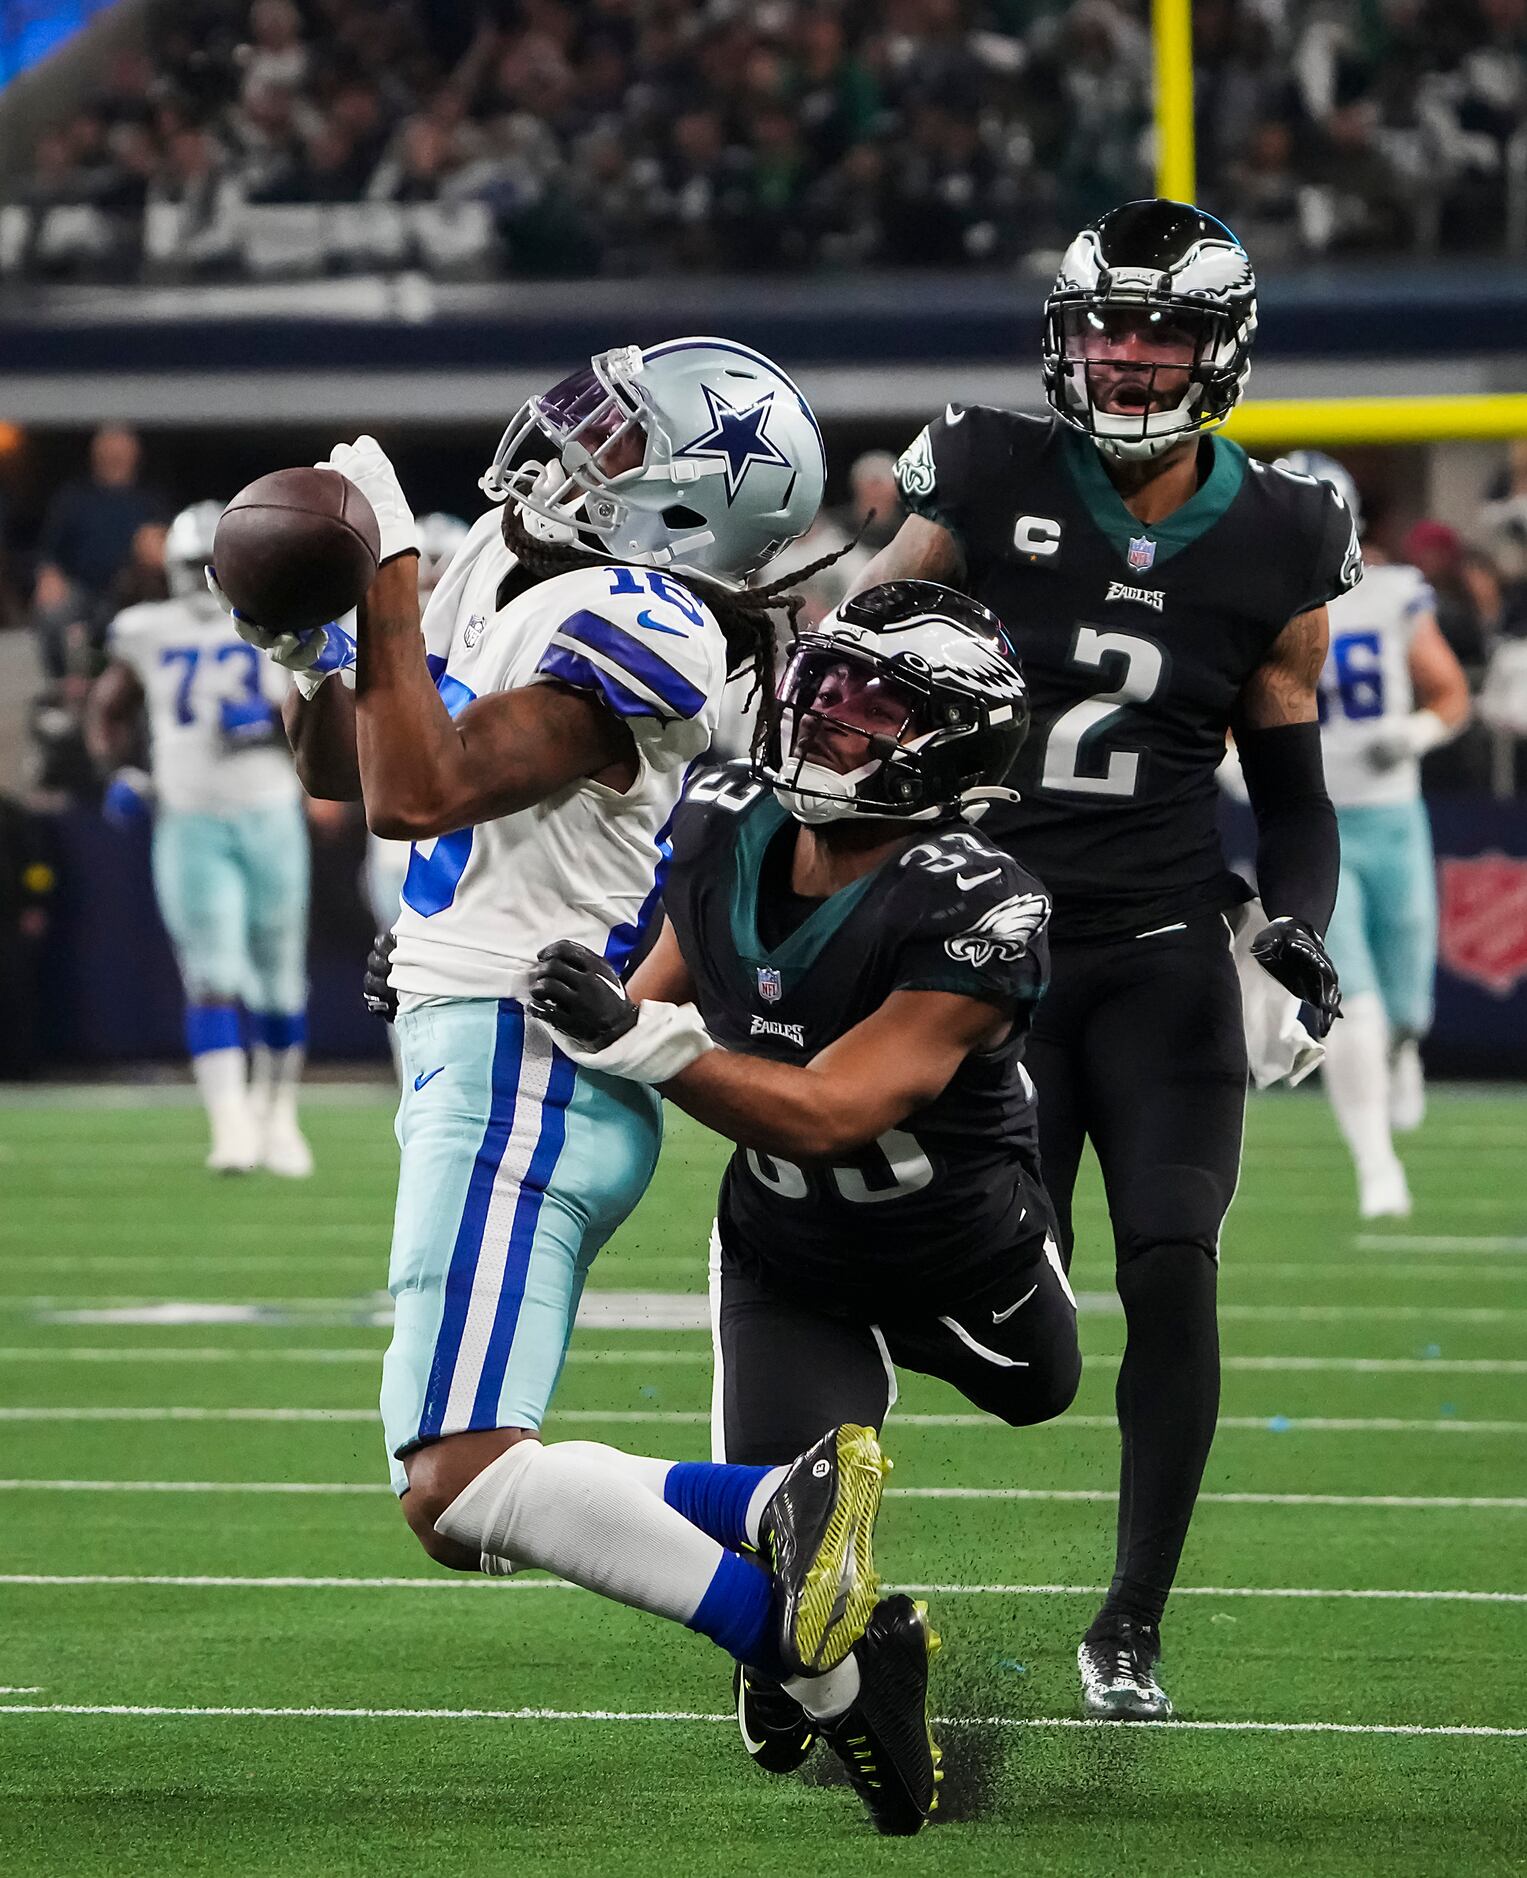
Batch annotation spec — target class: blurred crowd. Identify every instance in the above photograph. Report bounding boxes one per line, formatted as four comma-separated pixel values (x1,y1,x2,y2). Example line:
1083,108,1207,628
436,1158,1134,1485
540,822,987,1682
3,0,1525,283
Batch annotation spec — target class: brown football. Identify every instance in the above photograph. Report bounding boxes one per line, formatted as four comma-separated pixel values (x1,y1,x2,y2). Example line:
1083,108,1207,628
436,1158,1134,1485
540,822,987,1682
212,466,381,633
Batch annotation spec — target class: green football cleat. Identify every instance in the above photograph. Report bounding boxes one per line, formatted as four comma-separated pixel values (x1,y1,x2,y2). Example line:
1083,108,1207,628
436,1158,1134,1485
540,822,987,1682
820,1595,943,1836
733,1664,818,1774
758,1423,889,1676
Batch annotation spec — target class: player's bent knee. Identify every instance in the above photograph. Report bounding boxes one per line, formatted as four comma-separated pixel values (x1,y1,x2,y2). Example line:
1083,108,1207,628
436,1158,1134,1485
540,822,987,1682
401,1428,536,1569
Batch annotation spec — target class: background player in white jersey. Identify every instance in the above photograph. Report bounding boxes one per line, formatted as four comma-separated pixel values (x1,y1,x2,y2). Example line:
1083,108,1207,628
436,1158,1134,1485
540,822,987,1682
363,512,469,1081
88,501,312,1176
221,340,916,1815
1280,452,1471,1216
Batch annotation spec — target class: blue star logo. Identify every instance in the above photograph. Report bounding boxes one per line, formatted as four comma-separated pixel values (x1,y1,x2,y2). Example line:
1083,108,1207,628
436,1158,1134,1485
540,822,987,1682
676,385,793,505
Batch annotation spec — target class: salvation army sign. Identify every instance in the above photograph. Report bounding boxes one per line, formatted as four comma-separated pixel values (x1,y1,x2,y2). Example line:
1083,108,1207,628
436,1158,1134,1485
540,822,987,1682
1438,853,1527,997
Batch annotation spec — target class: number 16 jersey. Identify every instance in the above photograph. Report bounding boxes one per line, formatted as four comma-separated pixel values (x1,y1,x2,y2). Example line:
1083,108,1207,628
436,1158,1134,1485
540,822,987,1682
896,409,1360,940
388,510,726,1004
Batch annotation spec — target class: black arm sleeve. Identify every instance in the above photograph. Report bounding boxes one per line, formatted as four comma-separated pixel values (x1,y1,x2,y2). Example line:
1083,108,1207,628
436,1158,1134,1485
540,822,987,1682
1237,720,1340,935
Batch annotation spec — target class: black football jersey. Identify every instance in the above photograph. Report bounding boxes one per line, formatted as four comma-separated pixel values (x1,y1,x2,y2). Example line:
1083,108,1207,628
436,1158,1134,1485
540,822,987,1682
896,409,1361,940
662,763,1054,1311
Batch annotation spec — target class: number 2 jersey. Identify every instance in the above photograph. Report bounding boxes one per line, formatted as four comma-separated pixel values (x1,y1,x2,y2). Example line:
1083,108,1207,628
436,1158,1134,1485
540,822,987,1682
387,510,727,1003
107,593,298,816
1318,561,1435,809
662,764,1053,1311
896,408,1361,940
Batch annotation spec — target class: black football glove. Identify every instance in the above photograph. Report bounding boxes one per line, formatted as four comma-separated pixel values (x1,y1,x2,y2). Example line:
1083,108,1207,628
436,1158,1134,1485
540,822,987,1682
1250,916,1342,1039
363,929,398,1023
529,940,639,1049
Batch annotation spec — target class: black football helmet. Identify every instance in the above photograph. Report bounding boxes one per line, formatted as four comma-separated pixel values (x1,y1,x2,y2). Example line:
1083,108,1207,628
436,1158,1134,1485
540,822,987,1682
757,581,1029,825
1043,198,1257,462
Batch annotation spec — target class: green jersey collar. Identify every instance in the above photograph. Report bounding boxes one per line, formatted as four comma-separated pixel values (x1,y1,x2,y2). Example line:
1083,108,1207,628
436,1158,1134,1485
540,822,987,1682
730,796,886,979
1060,428,1246,569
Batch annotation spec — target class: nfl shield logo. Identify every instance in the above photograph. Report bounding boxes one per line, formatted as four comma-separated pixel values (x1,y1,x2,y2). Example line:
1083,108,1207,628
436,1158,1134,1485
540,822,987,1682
1127,535,1157,571
757,967,783,1003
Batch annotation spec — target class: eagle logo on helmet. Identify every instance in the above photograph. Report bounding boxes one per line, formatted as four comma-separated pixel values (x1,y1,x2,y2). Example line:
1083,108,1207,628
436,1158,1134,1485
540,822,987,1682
945,891,1051,967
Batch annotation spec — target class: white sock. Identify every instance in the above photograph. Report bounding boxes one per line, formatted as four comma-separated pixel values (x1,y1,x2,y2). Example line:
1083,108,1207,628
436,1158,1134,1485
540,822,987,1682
192,1046,250,1133
785,1654,862,1722
435,1440,730,1624
1322,991,1398,1180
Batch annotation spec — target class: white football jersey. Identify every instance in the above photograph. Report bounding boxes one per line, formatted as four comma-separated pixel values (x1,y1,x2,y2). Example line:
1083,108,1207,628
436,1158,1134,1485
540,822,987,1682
1317,561,1435,809
387,512,727,1002
107,594,299,816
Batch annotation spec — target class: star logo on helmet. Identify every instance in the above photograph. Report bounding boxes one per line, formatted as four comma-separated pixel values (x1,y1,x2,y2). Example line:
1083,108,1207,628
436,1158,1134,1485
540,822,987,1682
677,386,793,505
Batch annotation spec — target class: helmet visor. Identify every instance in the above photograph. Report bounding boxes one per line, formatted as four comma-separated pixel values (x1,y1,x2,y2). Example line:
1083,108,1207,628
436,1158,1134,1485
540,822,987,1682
532,365,647,479
780,647,931,776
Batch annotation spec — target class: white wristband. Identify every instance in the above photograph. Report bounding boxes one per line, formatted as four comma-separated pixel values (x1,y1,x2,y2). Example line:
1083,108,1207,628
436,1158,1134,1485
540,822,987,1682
551,999,716,1085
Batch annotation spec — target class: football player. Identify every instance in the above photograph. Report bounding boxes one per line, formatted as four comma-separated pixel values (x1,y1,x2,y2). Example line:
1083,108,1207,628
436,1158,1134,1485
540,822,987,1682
88,500,312,1176
527,581,1081,1834
223,339,914,1821
856,201,1358,1718
1279,451,1469,1214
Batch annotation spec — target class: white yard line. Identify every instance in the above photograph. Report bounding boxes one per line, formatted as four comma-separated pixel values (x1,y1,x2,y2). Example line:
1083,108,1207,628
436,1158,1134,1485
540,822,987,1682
2,1574,1521,1605
2,1407,1524,1436
1355,1236,1527,1253
0,1702,1520,1738
1223,1356,1527,1374
1,1479,1521,1509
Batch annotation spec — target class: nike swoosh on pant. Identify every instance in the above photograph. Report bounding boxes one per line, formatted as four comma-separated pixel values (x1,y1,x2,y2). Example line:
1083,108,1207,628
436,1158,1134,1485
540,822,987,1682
991,1282,1038,1324
413,1067,444,1091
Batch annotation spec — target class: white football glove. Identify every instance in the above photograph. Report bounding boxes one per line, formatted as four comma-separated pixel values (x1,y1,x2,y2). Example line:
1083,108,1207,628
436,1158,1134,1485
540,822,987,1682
1362,709,1450,772
205,568,357,699
323,435,419,565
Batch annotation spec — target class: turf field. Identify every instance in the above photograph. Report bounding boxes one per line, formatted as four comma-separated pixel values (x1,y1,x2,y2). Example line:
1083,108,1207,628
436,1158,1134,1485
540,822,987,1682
1,1081,1524,1876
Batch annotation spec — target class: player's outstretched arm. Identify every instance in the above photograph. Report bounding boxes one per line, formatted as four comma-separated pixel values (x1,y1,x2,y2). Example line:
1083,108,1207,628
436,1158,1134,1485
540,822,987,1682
663,990,1005,1158
283,680,362,801
1234,605,1343,1032
355,558,636,839
846,514,965,597
531,935,1009,1159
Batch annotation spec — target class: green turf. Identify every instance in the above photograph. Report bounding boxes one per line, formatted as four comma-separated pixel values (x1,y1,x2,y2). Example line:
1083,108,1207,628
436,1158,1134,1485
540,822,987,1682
1,1084,1525,1875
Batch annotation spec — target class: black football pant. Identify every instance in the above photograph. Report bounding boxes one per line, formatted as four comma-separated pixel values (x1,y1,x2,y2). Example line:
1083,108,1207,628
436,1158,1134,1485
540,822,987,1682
711,1231,1082,1464
1026,910,1246,1633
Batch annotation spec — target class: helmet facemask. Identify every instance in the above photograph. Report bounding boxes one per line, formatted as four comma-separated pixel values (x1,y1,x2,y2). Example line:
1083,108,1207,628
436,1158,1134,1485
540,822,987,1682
769,644,955,825
1045,297,1247,462
481,346,730,581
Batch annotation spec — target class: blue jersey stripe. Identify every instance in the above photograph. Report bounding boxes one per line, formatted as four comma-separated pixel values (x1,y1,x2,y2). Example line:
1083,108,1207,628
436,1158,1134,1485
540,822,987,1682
602,757,697,973
470,1044,578,1425
418,1001,525,1440
550,609,707,721
537,643,666,721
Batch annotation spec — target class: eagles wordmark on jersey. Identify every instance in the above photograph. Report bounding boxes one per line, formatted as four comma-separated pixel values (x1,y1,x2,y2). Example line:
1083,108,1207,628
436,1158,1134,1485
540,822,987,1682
663,761,1053,1309
897,406,1361,939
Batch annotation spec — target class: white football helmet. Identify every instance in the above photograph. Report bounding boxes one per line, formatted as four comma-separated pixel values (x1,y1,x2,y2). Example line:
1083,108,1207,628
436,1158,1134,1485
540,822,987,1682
165,500,224,601
480,337,825,587
1275,450,1364,537
1044,199,1257,463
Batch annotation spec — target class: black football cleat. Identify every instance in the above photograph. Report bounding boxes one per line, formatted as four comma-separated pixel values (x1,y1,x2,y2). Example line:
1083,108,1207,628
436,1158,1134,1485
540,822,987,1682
733,1663,818,1774
1078,1617,1174,1720
819,1595,943,1836
758,1423,889,1676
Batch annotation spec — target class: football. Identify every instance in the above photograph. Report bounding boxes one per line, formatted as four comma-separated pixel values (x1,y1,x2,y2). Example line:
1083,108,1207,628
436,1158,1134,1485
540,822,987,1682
212,466,381,633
